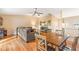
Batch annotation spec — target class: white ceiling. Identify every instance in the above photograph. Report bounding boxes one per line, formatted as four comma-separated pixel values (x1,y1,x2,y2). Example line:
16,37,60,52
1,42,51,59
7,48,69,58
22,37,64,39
0,8,79,18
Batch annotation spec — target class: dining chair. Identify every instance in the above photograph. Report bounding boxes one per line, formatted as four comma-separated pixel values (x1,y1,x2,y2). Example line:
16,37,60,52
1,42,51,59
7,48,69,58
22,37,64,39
61,36,79,51
71,36,79,51
58,35,70,51
35,34,47,51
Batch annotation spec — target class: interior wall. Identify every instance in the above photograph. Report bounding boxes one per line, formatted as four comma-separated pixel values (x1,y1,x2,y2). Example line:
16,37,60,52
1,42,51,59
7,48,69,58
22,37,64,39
39,14,58,32
1,14,78,38
0,14,55,35
64,16,79,37
50,15,79,42
0,15,39,35
51,16,60,32
50,15,79,37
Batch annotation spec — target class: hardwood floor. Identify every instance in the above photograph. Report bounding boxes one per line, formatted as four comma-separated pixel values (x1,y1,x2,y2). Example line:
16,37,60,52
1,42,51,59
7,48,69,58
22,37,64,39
0,36,36,51
0,35,79,51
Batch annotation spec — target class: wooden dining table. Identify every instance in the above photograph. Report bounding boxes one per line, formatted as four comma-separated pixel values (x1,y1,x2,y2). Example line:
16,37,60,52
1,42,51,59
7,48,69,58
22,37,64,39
40,32,67,50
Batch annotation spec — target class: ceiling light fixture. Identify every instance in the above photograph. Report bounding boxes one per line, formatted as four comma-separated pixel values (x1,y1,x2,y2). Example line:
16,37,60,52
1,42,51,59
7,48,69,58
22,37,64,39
28,8,43,16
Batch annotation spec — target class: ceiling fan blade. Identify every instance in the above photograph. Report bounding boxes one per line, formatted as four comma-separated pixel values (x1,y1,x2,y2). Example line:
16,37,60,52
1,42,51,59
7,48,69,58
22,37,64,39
37,13,40,16
32,11,37,16
37,12,43,16
39,13,43,14
30,8,43,16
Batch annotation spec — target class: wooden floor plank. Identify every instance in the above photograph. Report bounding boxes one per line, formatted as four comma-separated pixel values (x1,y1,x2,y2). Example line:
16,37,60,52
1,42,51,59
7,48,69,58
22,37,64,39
0,35,79,51
0,36,36,51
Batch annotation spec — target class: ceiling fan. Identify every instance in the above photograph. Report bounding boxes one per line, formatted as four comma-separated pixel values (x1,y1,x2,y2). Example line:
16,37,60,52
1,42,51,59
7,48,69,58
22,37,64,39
30,8,43,16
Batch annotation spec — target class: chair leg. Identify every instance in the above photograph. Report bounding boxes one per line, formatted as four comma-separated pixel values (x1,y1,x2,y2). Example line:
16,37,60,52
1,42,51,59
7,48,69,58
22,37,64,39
55,47,59,51
45,40,47,51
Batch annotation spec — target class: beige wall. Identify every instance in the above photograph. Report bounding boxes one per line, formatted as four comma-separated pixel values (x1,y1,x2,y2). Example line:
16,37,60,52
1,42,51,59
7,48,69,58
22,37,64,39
0,15,39,35
1,14,79,42
0,14,64,36
39,14,58,32
64,16,79,37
